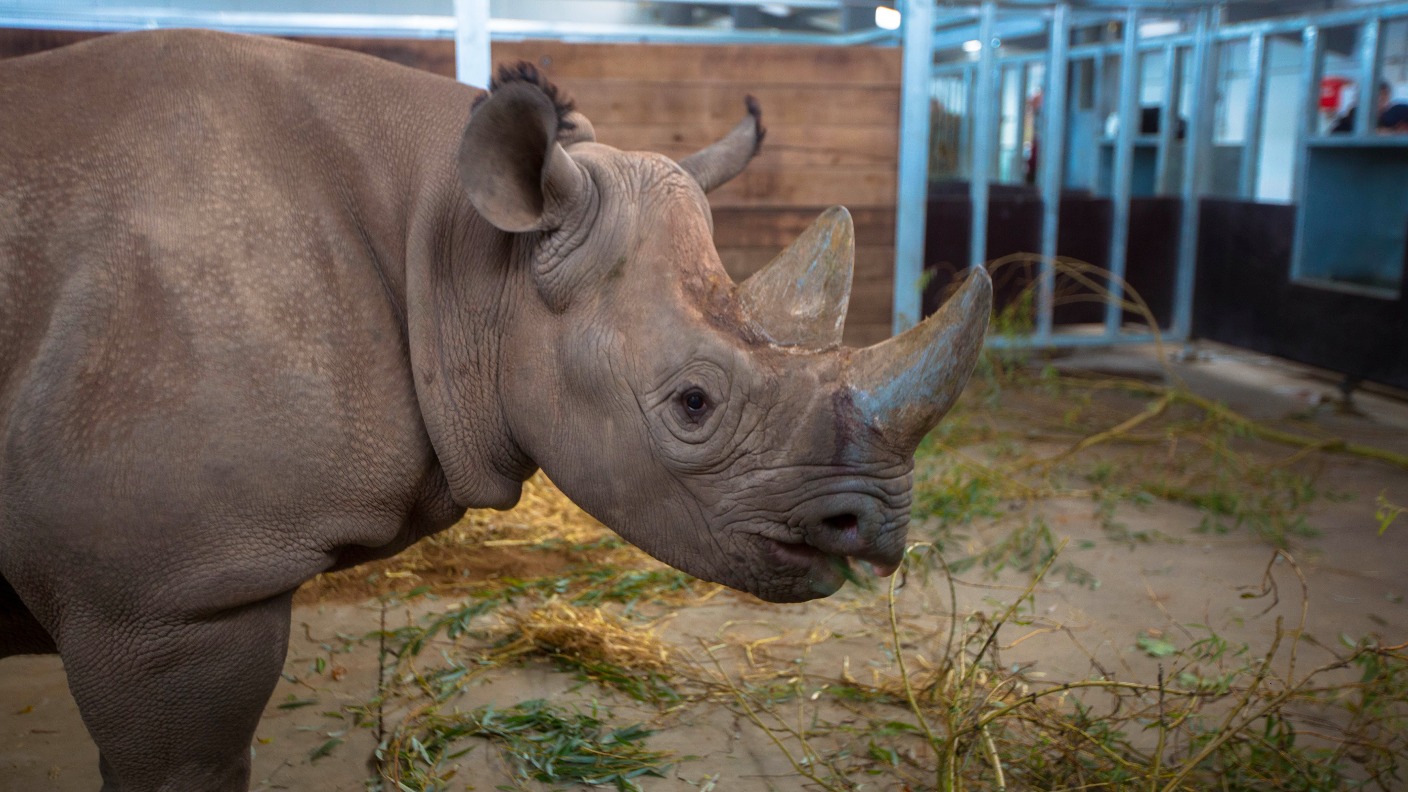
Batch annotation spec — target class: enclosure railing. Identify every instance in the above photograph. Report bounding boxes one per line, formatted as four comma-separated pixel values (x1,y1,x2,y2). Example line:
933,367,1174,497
911,0,1408,349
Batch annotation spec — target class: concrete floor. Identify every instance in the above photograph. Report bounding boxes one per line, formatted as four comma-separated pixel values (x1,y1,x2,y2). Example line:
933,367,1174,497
3,341,1406,791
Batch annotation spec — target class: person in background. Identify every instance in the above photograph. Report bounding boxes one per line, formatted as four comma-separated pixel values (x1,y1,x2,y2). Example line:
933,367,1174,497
1331,81,1408,133
1379,82,1408,132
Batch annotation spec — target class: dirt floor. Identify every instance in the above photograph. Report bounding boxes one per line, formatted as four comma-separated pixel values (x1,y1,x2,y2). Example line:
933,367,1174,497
3,341,1406,791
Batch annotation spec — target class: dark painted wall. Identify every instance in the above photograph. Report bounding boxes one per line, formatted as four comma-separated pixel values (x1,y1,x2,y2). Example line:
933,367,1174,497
921,182,1181,331
922,185,1408,391
1193,199,1408,390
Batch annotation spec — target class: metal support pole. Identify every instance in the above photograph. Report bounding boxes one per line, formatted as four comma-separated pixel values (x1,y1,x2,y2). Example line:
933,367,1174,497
1290,26,1322,202
1155,44,1180,194
454,0,491,88
1355,19,1382,137
959,64,975,178
971,1,999,271
1037,3,1070,341
1093,51,1108,122
1289,25,1322,283
1239,32,1266,198
1019,63,1030,184
1171,7,1213,341
1104,7,1139,338
892,0,936,334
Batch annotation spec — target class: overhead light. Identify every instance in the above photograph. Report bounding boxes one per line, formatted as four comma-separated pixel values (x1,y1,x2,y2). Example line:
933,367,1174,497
759,3,790,16
875,6,901,30
1139,19,1182,37
962,39,983,52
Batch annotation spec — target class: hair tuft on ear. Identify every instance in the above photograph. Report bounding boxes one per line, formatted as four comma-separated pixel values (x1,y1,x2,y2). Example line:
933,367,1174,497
744,94,767,155
459,77,587,234
472,61,578,134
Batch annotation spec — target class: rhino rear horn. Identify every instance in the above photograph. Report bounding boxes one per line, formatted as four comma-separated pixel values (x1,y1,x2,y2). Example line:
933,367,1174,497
459,81,586,233
678,96,765,194
739,206,854,349
846,267,992,451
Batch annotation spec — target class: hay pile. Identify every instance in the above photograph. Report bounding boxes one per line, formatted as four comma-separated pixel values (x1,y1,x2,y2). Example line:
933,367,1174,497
298,473,619,602
501,600,673,674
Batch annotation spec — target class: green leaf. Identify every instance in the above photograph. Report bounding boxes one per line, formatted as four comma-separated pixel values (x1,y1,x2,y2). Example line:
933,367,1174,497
277,696,319,710
308,737,342,762
1137,635,1178,658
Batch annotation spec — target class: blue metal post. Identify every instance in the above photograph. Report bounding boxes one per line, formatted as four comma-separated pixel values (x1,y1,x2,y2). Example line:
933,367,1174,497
1239,32,1266,197
1037,3,1070,341
1171,7,1213,341
1093,51,1107,122
1104,7,1139,338
1154,44,1179,194
1290,26,1322,210
1288,25,1323,283
454,0,491,88
1355,19,1382,138
970,1,999,271
1014,63,1028,186
959,64,975,178
892,0,936,334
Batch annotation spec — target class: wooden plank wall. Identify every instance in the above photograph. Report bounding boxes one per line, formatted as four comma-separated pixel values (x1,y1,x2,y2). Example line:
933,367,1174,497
1,30,902,344
494,41,902,346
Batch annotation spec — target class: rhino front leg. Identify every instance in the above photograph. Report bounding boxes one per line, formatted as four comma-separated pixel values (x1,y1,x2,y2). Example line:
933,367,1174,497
58,591,295,792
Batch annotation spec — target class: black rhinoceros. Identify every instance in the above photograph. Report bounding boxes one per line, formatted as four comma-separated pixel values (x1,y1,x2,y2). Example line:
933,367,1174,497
0,29,990,790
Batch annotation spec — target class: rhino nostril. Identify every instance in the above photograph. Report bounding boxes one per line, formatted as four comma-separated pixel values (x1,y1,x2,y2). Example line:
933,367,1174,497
822,513,858,531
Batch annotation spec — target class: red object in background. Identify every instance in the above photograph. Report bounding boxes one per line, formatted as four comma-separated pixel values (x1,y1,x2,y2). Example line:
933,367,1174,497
1320,76,1352,112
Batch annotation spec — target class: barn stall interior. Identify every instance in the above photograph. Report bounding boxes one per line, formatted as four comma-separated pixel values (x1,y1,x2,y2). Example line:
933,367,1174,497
1,1,1406,790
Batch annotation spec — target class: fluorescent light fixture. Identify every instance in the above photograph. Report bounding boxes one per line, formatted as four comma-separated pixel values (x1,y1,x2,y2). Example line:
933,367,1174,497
962,38,982,52
875,6,901,30
1139,19,1181,37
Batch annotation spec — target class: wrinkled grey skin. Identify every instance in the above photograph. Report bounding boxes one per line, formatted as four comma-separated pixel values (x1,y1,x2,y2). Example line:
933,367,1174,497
0,30,990,791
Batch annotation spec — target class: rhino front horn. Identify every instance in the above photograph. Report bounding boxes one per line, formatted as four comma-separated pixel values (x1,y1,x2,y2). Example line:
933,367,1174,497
846,267,992,450
739,206,854,349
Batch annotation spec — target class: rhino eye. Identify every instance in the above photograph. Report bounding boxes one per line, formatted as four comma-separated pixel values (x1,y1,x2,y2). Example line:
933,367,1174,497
680,388,710,418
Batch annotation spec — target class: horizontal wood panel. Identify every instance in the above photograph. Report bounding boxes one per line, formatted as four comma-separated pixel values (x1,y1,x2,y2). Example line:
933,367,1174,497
562,82,898,128
1,29,900,331
713,207,895,248
707,167,895,209
493,40,902,87
505,43,901,215
604,125,897,169
844,321,892,346
0,29,97,58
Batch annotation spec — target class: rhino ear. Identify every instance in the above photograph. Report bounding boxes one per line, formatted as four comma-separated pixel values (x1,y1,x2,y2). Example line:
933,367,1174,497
678,96,765,194
459,81,586,233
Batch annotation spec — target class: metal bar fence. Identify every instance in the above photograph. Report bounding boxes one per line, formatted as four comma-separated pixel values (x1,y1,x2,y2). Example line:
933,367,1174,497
970,2,1000,271
929,0,1405,350
1238,31,1266,197
1170,6,1213,340
1037,2,1071,341
893,0,937,333
1104,7,1140,337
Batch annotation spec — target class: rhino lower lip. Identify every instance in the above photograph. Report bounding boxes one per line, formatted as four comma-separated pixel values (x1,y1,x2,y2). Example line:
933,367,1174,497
867,559,901,577
767,539,898,578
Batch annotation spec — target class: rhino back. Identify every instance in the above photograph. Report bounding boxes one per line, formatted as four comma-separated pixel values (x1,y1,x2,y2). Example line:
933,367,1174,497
0,31,471,610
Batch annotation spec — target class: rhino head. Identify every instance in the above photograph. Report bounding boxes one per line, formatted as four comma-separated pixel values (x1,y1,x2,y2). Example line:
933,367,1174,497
437,69,990,603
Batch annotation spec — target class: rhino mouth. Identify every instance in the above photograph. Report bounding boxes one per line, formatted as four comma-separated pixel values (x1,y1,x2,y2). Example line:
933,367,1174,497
760,494,907,587
766,536,902,582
